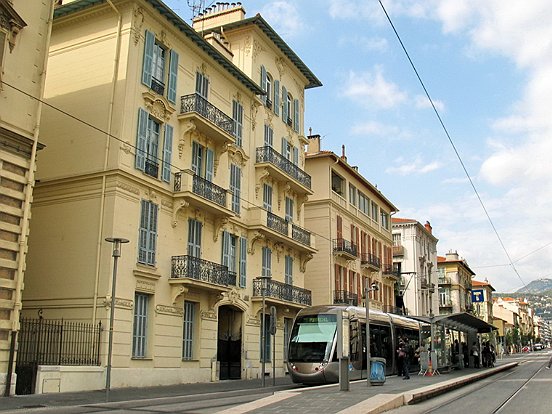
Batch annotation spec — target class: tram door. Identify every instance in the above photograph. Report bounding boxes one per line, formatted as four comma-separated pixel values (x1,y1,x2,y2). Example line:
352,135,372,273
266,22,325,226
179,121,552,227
217,306,242,380
361,323,393,375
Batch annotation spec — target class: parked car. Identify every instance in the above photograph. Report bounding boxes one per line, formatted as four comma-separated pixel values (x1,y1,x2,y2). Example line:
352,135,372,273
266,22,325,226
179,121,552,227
533,343,544,351
522,345,531,352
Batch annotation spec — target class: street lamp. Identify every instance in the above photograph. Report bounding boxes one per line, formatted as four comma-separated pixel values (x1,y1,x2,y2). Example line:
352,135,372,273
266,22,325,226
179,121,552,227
365,281,379,386
105,237,129,401
257,275,271,387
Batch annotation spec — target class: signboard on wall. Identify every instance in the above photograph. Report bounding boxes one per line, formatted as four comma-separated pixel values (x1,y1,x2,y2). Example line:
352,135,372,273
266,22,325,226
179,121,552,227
471,289,484,303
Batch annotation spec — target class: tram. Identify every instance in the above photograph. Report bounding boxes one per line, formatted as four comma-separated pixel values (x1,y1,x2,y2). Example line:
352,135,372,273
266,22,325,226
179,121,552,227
286,305,423,385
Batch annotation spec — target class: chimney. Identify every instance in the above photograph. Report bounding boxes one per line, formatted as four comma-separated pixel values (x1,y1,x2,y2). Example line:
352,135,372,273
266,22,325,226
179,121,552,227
192,2,246,32
341,145,347,162
424,221,432,234
445,250,459,261
306,133,321,154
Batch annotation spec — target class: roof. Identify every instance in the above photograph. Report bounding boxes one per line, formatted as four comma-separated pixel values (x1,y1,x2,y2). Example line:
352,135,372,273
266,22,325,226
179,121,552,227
472,280,496,291
392,217,438,242
392,217,416,224
53,0,264,95
410,312,497,334
204,14,322,89
437,255,476,276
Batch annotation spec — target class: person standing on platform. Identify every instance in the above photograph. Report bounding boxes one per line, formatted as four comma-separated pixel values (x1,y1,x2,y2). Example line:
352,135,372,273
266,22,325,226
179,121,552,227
397,338,410,379
471,341,480,368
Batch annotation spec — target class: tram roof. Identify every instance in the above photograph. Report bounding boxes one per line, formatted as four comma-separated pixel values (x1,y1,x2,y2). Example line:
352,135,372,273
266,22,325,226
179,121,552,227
408,312,497,334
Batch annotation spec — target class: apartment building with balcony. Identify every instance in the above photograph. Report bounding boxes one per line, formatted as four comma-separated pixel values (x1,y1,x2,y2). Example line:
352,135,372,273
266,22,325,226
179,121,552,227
303,137,398,313
437,251,475,314
0,0,52,396
21,0,320,392
471,279,495,324
391,218,439,317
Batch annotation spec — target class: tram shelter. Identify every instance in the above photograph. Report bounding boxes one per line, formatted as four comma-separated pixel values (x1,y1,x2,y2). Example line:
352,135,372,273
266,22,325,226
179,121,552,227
410,312,497,371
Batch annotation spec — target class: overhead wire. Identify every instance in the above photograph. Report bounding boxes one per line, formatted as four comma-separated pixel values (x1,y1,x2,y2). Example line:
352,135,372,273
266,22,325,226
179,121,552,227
377,0,527,288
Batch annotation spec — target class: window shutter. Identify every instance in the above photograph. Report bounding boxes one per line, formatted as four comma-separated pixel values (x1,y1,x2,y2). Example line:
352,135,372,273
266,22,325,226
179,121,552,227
148,203,158,265
273,79,280,115
142,30,154,87
222,230,230,268
138,200,148,263
135,108,148,170
162,124,173,182
293,146,299,166
260,65,267,104
206,148,214,182
191,142,200,175
239,237,247,287
281,137,286,155
282,85,288,121
293,98,299,132
336,215,343,239
167,50,179,104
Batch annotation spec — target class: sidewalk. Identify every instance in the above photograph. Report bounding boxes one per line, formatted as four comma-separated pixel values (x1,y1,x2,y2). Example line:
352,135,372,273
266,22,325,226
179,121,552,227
0,361,518,413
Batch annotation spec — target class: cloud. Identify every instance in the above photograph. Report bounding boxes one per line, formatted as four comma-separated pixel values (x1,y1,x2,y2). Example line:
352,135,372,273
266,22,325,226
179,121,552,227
261,1,305,39
350,120,411,139
342,66,408,109
414,94,445,111
385,156,442,175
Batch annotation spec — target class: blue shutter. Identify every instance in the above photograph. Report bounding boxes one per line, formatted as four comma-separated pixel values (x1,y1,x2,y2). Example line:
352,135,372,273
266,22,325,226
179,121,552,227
293,98,299,132
206,148,214,182
162,124,173,182
167,50,179,104
273,79,280,116
135,108,148,171
293,146,299,166
142,30,154,87
222,230,230,268
260,65,267,104
148,202,158,265
282,86,288,121
281,137,286,156
191,142,200,175
138,200,148,263
239,237,247,287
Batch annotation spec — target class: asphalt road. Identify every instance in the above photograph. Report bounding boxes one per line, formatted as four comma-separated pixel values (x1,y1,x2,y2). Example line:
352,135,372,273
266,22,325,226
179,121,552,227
389,352,552,414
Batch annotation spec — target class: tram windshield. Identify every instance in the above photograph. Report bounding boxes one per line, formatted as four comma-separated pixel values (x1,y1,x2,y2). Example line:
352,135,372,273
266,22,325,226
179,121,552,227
287,313,336,362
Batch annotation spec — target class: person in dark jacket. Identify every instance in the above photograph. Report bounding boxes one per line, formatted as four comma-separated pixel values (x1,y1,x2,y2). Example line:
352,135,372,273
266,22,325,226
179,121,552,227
397,338,410,379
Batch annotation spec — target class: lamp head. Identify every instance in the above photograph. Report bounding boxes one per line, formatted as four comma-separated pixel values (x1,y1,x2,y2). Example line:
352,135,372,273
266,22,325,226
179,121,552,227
370,282,379,291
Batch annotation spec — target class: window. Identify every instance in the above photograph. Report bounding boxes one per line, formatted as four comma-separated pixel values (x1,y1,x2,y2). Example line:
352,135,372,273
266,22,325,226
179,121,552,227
358,192,369,215
230,164,241,214
282,138,291,160
331,170,345,196
187,218,202,258
182,301,196,360
371,201,379,222
273,79,280,116
191,141,214,181
195,71,209,99
282,86,292,127
132,293,149,358
142,30,178,103
285,197,294,222
264,124,273,147
349,184,357,207
232,100,243,146
263,184,272,212
135,109,173,182
138,200,158,266
262,246,272,277
222,230,237,275
260,65,273,109
285,255,293,285
393,233,401,246
381,211,390,230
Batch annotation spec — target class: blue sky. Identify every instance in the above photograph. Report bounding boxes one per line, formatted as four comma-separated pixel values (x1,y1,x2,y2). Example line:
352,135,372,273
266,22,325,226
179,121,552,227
164,0,552,293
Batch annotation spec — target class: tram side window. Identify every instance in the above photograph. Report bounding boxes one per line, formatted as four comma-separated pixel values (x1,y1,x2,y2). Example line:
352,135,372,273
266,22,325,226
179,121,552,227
288,314,337,363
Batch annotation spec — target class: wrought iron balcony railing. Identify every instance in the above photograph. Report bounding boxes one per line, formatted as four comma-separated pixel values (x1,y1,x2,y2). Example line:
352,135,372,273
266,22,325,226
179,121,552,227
267,211,288,236
171,255,236,287
332,238,358,257
333,290,358,306
392,245,404,256
180,93,234,137
182,174,227,208
292,224,311,247
145,159,159,178
253,278,311,306
256,146,311,189
382,265,400,277
151,77,165,95
361,253,381,268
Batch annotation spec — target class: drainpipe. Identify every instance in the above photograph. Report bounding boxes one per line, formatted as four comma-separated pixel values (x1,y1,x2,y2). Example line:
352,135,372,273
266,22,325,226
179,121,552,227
91,0,123,327
4,0,56,397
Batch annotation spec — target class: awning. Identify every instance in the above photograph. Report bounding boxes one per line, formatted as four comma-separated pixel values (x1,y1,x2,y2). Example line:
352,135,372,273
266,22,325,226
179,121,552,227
409,312,497,334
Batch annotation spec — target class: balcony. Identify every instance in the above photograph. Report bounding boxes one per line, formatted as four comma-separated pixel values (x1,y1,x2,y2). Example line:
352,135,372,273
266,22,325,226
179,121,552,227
173,170,233,218
333,290,358,306
332,238,358,260
382,265,400,281
151,77,165,96
170,255,236,292
438,276,452,285
255,146,312,195
360,252,380,270
144,159,159,179
392,245,404,256
252,278,311,308
178,93,235,145
248,207,316,253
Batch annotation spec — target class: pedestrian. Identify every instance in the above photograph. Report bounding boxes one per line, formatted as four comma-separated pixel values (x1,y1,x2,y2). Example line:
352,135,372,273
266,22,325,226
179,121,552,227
546,353,552,370
471,341,480,368
397,337,410,379
462,342,469,368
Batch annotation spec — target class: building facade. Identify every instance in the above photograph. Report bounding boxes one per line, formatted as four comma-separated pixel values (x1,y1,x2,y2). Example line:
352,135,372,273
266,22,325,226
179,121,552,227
303,136,399,312
0,0,51,396
391,218,439,317
471,279,495,324
22,0,320,392
437,251,475,314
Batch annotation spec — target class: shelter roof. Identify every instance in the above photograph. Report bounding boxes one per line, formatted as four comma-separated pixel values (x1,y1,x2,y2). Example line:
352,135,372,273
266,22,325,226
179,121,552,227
409,312,497,334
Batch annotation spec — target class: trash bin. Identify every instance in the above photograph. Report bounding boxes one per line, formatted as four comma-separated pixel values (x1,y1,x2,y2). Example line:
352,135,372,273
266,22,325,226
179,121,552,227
370,357,386,385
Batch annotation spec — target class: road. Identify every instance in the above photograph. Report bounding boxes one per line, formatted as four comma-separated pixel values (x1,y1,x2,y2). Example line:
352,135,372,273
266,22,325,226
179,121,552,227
389,352,552,414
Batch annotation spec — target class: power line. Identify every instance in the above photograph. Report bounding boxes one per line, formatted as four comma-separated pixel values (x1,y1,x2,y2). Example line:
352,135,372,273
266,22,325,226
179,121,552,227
377,0,527,288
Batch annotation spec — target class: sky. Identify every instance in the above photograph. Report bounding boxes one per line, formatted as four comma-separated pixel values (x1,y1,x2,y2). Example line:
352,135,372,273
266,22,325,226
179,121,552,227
164,0,552,293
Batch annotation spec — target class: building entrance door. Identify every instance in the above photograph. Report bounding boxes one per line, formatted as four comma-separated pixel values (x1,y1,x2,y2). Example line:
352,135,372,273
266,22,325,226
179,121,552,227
217,306,242,380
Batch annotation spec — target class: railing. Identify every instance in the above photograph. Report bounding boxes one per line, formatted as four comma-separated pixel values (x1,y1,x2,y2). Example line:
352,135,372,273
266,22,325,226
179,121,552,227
267,211,288,235
145,159,159,178
256,146,311,189
333,290,358,306
171,255,236,286
192,175,227,207
332,238,358,257
151,77,165,95
392,245,404,256
440,300,453,307
292,224,311,246
180,93,234,136
439,276,452,285
253,278,311,306
382,265,399,277
361,252,380,268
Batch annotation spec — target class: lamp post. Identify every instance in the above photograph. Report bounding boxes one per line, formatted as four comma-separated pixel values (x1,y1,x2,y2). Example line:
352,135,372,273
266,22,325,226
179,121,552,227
365,281,379,386
105,237,129,401
257,275,271,387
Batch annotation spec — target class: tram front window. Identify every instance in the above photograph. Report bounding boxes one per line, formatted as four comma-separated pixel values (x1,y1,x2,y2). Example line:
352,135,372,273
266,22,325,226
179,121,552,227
288,314,336,362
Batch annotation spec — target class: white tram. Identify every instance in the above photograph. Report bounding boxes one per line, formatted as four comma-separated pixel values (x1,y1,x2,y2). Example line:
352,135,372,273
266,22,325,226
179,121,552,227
286,305,422,384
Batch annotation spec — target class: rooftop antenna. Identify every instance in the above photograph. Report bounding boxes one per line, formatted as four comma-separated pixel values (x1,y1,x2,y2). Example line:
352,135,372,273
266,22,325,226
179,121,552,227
187,0,206,20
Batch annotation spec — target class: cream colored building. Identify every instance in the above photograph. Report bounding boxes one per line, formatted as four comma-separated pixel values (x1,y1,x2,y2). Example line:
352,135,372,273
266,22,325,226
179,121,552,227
437,251,475,314
22,0,320,392
471,279,495,324
391,218,439,317
0,0,52,396
303,136,399,312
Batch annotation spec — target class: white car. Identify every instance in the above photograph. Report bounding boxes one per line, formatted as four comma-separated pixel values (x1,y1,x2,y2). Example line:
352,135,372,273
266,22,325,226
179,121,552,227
533,343,544,351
